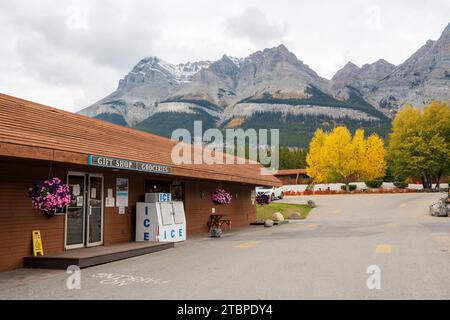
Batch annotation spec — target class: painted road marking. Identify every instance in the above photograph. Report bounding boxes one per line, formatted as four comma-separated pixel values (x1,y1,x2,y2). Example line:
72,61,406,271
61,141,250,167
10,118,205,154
307,223,319,230
334,209,342,214
234,241,260,249
91,273,170,286
399,203,407,207
375,244,393,253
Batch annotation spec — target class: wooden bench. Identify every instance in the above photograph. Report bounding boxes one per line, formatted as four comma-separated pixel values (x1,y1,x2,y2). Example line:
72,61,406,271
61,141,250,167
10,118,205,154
219,219,232,231
207,214,232,232
207,214,223,232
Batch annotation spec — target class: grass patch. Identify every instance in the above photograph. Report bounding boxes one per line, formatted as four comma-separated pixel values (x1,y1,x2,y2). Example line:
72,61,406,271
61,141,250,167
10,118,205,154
256,202,311,221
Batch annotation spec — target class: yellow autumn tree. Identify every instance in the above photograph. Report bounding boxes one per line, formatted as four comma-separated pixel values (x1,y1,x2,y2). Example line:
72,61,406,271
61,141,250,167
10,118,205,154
306,128,327,182
351,129,367,178
387,101,450,189
362,134,386,180
322,126,356,185
306,126,386,189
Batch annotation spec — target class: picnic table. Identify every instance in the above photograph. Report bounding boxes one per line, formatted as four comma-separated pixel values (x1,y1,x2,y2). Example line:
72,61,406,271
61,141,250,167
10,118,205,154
207,214,232,232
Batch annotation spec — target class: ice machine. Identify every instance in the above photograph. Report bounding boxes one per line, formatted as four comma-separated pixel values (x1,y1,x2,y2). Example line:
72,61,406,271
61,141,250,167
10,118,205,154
136,193,186,242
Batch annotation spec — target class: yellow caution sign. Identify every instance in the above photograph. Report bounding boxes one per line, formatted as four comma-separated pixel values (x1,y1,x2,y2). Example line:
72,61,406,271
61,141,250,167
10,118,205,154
32,230,44,256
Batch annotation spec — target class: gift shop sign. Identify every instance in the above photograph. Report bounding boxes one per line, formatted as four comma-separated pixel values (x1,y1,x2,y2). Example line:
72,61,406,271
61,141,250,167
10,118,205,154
88,155,171,174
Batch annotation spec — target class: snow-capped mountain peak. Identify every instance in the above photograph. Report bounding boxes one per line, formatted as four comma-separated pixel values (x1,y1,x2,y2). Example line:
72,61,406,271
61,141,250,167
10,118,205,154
127,56,211,84
173,60,212,83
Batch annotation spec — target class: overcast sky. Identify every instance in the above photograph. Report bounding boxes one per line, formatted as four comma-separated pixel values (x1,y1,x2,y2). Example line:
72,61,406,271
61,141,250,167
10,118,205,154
0,0,449,112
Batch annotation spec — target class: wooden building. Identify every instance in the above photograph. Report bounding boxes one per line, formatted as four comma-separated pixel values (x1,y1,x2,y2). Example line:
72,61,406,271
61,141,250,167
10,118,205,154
274,169,311,185
0,93,280,271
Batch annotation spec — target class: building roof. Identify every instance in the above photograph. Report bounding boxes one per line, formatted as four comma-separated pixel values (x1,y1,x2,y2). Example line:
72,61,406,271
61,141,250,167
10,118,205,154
0,93,281,186
274,168,307,176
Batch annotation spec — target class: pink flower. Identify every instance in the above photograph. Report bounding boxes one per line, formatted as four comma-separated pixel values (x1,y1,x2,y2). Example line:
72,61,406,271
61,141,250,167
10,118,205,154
28,177,71,216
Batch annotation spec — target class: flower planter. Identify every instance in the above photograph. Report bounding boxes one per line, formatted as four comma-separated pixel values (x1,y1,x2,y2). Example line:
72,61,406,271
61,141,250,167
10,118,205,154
211,188,232,205
27,177,71,217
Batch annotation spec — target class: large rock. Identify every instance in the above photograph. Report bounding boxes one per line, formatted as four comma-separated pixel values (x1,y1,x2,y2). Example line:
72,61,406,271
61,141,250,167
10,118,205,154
289,212,302,220
264,219,274,227
272,212,284,221
211,228,223,237
430,198,449,217
307,200,316,208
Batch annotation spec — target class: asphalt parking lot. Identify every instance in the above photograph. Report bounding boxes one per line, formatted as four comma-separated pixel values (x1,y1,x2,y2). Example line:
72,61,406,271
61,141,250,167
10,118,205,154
0,193,449,299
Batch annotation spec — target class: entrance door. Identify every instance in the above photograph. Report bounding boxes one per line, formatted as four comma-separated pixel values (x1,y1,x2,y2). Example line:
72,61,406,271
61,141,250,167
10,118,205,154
65,173,86,249
87,174,104,247
65,172,104,249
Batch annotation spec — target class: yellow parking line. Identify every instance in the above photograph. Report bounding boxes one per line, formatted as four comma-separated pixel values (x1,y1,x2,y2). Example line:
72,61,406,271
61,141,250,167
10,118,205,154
375,244,393,253
234,241,260,249
334,209,342,214
307,223,319,230
399,203,407,207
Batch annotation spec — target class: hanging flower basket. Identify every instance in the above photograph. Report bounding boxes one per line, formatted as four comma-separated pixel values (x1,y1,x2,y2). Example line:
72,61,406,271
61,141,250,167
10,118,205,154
27,177,72,217
211,188,232,205
256,193,271,206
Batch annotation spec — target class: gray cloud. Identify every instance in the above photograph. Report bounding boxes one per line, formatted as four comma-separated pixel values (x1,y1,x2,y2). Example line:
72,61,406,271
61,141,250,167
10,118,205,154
1,0,162,72
0,0,164,110
223,8,289,47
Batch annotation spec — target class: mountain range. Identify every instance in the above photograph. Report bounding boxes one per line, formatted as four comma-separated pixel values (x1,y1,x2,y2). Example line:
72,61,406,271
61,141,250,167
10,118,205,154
79,22,450,147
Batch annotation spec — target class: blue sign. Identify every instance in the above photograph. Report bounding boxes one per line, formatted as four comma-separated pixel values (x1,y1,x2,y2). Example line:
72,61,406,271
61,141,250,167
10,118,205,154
163,227,183,240
143,206,150,241
159,193,172,202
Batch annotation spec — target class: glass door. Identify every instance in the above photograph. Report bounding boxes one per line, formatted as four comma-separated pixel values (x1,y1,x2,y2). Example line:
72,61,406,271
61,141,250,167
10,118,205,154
87,174,104,247
65,173,86,249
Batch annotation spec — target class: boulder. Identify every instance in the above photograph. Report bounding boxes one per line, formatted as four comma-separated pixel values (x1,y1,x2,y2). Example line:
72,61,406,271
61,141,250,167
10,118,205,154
289,212,302,220
430,198,449,217
307,200,316,208
272,212,284,221
264,219,274,227
211,228,223,237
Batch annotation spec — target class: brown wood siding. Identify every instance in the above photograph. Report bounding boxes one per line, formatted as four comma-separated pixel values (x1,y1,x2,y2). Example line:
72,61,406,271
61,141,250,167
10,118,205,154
0,157,257,271
0,162,65,271
184,181,256,234
103,174,137,245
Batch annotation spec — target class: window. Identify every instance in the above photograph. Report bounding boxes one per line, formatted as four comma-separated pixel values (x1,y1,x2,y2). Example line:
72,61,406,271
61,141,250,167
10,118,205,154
145,180,171,193
144,180,184,202
170,184,184,201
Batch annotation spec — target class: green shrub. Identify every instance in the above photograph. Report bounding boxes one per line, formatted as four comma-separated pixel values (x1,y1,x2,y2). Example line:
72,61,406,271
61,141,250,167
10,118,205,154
365,180,383,188
341,184,357,192
394,181,408,189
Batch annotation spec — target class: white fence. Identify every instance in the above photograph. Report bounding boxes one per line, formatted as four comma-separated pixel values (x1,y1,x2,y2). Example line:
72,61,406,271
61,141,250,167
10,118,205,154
282,182,449,192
